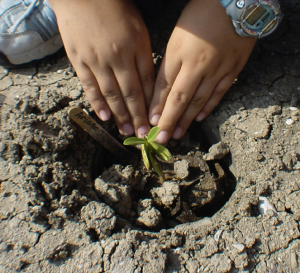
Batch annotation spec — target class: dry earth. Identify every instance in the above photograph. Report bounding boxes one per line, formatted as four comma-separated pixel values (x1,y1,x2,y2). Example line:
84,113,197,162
0,0,300,272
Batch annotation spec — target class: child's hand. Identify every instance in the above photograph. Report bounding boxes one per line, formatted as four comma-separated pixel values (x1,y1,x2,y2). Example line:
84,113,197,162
49,0,154,137
149,0,256,143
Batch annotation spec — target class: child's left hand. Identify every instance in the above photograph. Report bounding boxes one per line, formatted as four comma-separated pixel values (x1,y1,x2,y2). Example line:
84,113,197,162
149,0,256,143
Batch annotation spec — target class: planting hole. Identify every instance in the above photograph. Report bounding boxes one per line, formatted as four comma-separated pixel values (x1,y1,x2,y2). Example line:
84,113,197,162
91,123,236,231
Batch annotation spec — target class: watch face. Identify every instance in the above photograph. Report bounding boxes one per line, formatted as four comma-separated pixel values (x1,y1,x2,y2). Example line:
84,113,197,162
240,2,281,37
245,5,269,26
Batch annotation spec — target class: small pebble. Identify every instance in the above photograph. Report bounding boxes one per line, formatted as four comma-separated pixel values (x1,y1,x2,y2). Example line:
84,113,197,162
214,229,223,242
18,213,26,221
258,196,277,216
290,107,298,111
70,89,82,99
286,119,295,125
57,70,63,74
232,243,245,253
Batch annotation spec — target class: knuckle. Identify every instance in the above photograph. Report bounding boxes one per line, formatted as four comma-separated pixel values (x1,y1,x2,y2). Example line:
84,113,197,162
81,80,98,93
129,26,146,43
215,85,227,95
142,71,155,87
110,28,145,56
115,112,131,124
132,113,146,124
123,89,142,101
168,36,184,52
156,76,171,90
110,42,123,56
195,52,208,65
191,49,210,67
84,48,100,66
214,88,228,100
68,46,78,57
190,95,206,106
169,91,189,106
216,77,234,93
132,31,143,43
102,89,121,101
215,92,225,102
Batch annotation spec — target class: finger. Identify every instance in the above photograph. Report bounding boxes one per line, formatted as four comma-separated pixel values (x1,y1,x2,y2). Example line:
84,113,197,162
149,52,181,126
135,48,155,108
173,60,240,139
74,61,112,122
171,76,217,139
114,60,151,138
195,74,235,122
95,67,135,136
155,65,206,143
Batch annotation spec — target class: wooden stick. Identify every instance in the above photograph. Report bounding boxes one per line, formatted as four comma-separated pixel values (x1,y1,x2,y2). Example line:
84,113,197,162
68,107,129,158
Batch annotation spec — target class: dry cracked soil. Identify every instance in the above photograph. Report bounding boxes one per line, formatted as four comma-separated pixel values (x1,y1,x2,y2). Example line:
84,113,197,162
0,0,300,272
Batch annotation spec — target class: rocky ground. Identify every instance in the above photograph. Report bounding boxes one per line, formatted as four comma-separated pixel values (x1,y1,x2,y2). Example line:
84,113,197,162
1,0,300,272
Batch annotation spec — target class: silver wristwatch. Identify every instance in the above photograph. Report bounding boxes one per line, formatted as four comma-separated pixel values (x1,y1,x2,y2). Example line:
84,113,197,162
219,0,283,38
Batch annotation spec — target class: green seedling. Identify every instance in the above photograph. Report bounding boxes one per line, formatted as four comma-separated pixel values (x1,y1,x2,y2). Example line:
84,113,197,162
123,127,172,180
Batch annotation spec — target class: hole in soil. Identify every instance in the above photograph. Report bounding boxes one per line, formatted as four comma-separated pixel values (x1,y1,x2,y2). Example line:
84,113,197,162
285,208,293,214
87,228,100,242
250,204,260,217
91,122,236,231
1,143,24,162
48,243,79,263
7,244,14,251
27,141,44,159
20,261,30,270
4,192,13,197
30,106,42,115
22,245,31,253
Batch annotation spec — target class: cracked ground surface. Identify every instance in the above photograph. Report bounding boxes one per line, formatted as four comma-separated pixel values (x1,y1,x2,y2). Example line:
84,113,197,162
0,0,300,272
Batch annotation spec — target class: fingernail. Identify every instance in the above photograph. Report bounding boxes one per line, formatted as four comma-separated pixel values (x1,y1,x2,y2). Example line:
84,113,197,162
196,112,206,122
99,110,110,121
172,127,183,139
150,114,160,126
137,126,148,138
156,131,169,144
122,123,134,136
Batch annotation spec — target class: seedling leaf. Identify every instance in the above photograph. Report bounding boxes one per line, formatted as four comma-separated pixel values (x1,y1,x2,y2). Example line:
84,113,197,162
149,141,172,162
123,127,171,180
141,143,151,170
147,126,160,142
123,137,147,145
149,151,165,180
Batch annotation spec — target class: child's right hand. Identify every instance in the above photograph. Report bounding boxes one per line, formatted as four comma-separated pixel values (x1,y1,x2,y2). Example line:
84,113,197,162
48,0,154,138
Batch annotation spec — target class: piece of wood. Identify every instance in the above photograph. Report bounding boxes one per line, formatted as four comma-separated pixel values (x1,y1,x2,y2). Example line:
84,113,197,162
68,107,129,158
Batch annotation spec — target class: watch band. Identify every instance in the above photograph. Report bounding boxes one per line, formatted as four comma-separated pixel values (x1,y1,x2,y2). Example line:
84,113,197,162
219,0,233,8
